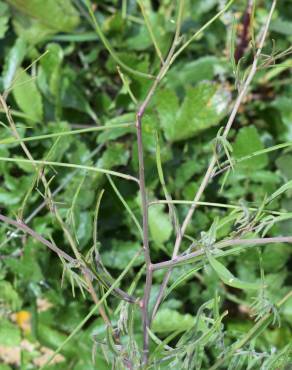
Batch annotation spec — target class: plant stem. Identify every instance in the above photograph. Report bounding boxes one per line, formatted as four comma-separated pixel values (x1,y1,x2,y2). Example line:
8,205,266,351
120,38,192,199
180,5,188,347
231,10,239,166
148,199,284,215
0,212,138,304
178,0,277,246
151,0,277,315
138,0,164,64
0,94,134,331
136,1,185,364
0,144,104,250
0,122,134,145
0,156,139,183
152,235,291,271
0,213,76,263
40,250,141,369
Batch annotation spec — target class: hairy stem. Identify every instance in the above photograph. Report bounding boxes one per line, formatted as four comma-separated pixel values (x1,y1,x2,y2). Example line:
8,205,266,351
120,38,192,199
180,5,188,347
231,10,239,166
137,1,185,364
152,235,291,271
0,212,138,303
151,0,277,315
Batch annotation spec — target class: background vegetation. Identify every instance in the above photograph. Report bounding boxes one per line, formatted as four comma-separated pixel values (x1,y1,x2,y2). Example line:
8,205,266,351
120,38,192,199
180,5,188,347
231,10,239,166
0,0,291,369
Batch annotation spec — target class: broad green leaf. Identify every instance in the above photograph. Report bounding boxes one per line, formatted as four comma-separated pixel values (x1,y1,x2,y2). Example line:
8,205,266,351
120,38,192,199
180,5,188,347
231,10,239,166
125,11,169,53
262,244,291,273
102,240,143,269
38,43,64,119
97,113,135,144
7,0,79,32
4,242,43,282
37,323,76,357
282,296,292,325
149,205,172,246
167,56,223,89
38,43,63,99
96,143,130,170
272,97,292,141
152,308,194,333
126,23,153,50
2,37,26,90
156,82,230,142
103,12,124,34
233,126,268,170
276,154,292,180
76,212,92,248
12,67,43,122
0,281,22,311
0,189,22,205
0,319,21,346
12,17,54,45
8,0,79,44
207,252,261,290
270,18,292,35
61,67,97,121
0,1,10,39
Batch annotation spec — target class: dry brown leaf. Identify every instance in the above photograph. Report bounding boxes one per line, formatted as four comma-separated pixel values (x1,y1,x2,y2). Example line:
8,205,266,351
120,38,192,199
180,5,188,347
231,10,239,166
33,346,65,367
0,345,21,365
36,298,53,312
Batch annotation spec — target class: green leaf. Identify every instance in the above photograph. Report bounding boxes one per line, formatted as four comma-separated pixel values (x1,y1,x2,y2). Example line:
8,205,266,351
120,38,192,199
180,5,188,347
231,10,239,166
97,113,135,144
37,323,76,357
0,319,21,346
4,242,43,282
272,97,292,141
102,240,143,269
12,67,43,122
262,244,291,273
166,56,223,89
0,1,10,39
96,143,130,170
149,205,172,246
2,37,26,90
61,67,97,121
268,180,292,203
0,281,22,311
7,0,79,32
270,18,292,35
233,126,268,170
0,188,22,205
282,296,292,325
207,251,261,290
152,308,195,333
276,154,292,180
156,82,230,142
76,211,92,248
38,43,63,99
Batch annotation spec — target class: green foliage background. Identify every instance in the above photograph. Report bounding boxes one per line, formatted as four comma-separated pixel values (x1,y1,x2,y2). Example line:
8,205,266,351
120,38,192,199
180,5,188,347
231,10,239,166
0,0,291,369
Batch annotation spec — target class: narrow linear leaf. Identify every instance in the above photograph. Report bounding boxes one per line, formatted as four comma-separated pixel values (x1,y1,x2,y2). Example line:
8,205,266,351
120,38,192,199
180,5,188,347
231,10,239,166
207,251,261,290
268,180,292,203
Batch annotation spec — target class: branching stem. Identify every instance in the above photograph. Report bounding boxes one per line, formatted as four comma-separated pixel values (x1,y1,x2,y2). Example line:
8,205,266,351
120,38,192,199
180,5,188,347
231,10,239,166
152,235,291,271
151,0,277,317
137,1,185,364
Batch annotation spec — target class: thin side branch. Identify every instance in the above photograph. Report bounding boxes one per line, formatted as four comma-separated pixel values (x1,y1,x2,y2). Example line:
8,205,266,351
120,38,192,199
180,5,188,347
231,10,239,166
152,235,291,271
151,0,277,316
0,213,138,304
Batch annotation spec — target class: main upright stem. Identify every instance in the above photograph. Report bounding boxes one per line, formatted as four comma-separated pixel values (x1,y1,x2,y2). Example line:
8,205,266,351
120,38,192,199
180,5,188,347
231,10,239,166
136,108,152,365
